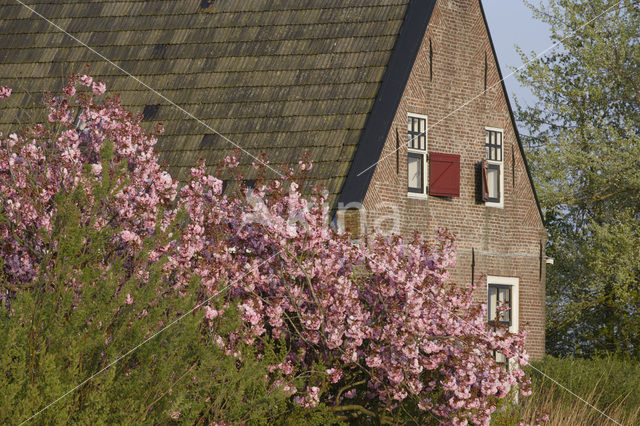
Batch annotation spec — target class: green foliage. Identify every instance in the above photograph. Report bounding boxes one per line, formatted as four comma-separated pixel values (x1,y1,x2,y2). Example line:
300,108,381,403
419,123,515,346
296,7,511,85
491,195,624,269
516,0,640,357
528,356,640,412
491,356,640,425
0,148,334,425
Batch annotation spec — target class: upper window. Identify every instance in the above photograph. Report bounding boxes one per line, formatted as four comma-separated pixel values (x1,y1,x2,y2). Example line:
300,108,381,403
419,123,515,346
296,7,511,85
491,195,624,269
407,114,427,196
485,128,504,207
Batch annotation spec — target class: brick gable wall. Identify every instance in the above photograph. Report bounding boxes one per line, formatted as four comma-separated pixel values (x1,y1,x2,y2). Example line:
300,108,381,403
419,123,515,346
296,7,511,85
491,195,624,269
355,0,546,359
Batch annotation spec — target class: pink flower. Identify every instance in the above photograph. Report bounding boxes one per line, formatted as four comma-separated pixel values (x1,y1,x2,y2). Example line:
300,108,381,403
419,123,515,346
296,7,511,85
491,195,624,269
78,74,93,86
204,305,219,320
91,163,102,175
0,86,11,99
92,80,106,95
63,84,76,97
0,72,532,425
344,389,357,399
224,155,239,168
120,230,142,247
169,411,180,419
326,368,343,383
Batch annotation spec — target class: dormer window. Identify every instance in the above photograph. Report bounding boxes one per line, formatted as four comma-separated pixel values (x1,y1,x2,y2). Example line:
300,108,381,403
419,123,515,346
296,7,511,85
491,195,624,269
407,113,427,197
485,128,504,207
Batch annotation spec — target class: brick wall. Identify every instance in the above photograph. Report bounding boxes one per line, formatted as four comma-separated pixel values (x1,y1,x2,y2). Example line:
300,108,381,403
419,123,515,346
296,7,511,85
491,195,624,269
354,0,547,359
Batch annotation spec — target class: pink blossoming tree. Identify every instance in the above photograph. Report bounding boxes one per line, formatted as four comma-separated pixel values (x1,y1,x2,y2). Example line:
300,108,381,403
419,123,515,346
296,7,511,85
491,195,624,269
0,75,532,424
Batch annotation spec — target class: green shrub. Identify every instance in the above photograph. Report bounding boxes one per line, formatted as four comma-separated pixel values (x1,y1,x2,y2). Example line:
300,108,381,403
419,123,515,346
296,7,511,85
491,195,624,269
529,355,640,413
0,158,335,425
491,356,640,425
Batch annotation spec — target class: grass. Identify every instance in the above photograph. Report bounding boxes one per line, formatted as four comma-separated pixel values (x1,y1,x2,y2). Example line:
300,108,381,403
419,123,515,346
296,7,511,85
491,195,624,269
492,356,640,425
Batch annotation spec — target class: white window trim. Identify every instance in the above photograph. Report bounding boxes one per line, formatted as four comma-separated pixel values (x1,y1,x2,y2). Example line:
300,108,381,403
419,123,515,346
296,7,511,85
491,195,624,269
486,275,519,333
407,113,428,198
485,127,504,209
407,192,428,200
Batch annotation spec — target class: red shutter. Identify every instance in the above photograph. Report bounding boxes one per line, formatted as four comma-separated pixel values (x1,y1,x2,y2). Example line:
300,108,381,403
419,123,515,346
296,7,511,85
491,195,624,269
429,153,460,197
475,160,490,203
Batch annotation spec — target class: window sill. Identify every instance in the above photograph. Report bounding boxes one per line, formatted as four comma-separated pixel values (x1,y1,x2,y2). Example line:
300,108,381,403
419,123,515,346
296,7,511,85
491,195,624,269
407,192,428,200
485,201,504,209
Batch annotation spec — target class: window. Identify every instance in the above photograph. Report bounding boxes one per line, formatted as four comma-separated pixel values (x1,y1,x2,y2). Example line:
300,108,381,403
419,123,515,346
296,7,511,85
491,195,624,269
487,276,519,332
487,276,519,365
407,113,427,196
488,284,512,326
485,128,504,207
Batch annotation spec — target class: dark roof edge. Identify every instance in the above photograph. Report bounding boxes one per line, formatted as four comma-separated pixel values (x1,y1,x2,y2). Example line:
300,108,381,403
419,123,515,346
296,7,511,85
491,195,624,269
478,0,545,226
337,0,436,207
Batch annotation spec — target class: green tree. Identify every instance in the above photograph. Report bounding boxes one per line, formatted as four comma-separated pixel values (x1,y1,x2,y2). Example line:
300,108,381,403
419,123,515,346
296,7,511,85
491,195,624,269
516,0,640,357
0,146,332,425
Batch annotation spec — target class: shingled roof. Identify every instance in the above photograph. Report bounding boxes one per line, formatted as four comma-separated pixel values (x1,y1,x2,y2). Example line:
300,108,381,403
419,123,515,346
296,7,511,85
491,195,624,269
0,0,429,207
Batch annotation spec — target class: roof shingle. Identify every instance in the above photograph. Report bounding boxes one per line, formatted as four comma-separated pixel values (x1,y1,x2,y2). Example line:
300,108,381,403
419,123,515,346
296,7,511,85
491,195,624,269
0,0,411,204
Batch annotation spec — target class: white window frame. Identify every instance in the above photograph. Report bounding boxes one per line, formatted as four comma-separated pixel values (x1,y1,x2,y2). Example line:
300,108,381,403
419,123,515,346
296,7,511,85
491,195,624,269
487,275,519,333
407,113,428,199
485,127,504,208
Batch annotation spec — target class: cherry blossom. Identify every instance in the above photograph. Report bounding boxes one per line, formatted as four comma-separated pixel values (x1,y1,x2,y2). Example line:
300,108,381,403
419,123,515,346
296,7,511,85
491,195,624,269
0,86,11,99
0,75,533,425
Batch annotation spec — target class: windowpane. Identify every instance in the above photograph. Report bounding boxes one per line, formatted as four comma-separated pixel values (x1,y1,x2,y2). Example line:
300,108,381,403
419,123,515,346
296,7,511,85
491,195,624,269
408,153,423,192
487,166,499,200
488,284,512,326
499,288,510,323
408,115,426,151
486,129,503,161
488,283,514,367
488,287,497,321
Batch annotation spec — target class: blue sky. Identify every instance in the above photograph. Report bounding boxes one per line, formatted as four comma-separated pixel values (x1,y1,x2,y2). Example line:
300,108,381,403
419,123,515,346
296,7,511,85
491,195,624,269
482,0,552,108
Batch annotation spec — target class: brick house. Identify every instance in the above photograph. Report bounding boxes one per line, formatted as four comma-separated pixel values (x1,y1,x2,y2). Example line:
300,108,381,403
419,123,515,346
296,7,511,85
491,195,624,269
0,0,546,357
